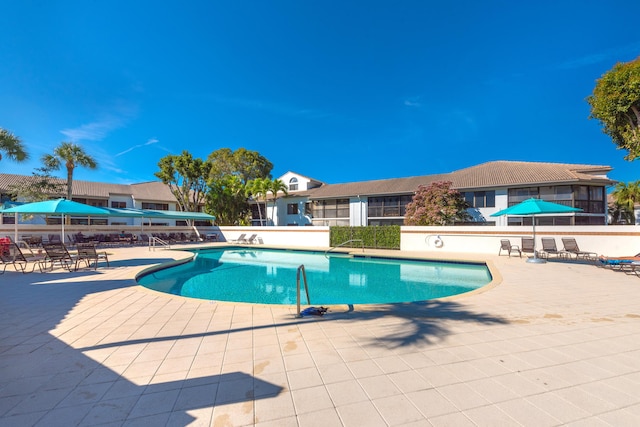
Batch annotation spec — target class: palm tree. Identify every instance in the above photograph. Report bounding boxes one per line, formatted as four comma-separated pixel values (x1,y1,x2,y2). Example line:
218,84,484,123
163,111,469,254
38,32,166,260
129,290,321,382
245,178,269,226
608,201,634,225
0,128,29,163
266,178,288,225
611,181,640,225
42,142,97,200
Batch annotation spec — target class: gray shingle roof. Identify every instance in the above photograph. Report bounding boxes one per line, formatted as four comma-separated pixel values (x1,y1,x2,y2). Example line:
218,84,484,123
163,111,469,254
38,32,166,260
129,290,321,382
306,174,452,199
447,160,614,189
129,181,177,201
2,160,616,204
0,173,177,203
303,161,616,199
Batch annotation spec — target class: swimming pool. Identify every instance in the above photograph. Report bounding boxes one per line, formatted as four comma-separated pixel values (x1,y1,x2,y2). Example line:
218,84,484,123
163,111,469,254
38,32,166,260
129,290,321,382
137,248,492,305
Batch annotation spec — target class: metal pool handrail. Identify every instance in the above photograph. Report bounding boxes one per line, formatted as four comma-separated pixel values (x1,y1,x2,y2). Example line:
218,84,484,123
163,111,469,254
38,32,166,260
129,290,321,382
296,264,310,318
149,236,171,251
325,239,364,256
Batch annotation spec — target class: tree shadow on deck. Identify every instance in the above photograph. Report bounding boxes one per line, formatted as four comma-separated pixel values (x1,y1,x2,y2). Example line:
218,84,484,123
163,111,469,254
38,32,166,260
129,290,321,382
325,300,509,348
77,299,509,357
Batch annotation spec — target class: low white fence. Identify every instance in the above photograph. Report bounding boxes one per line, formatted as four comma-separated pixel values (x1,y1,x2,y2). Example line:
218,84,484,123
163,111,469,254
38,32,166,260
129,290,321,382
2,224,638,257
217,226,330,247
402,226,639,257
217,225,640,257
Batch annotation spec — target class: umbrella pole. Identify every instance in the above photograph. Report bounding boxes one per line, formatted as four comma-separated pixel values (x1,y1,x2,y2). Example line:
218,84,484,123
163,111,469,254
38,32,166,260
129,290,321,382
62,214,65,244
527,215,546,264
14,213,18,243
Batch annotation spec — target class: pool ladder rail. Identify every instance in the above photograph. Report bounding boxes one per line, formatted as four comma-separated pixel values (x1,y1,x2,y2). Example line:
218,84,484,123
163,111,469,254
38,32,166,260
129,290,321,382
149,236,171,251
324,239,364,257
296,264,311,318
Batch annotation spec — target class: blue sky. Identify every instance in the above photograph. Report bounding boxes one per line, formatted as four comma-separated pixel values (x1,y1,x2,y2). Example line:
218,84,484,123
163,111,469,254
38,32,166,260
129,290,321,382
2,1,640,189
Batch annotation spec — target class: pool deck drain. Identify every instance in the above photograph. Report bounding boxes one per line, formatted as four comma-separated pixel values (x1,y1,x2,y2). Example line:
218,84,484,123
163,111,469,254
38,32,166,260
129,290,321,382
1,244,639,426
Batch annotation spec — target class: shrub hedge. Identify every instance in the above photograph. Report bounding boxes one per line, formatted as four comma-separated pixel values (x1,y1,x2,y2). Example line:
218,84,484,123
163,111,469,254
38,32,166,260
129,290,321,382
329,225,400,250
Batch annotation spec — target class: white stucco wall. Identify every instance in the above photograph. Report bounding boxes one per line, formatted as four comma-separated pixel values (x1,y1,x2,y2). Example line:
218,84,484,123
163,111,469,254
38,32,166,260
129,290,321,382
216,225,639,257
217,226,330,247
215,225,639,257
275,197,313,226
4,223,639,258
401,225,638,257
482,190,509,225
349,197,367,226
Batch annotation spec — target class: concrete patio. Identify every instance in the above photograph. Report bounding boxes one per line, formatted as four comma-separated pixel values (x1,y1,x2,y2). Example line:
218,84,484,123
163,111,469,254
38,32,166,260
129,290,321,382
0,244,639,426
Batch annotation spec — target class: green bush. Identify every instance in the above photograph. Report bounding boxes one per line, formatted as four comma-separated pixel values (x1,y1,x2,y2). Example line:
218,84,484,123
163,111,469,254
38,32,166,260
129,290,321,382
329,226,400,250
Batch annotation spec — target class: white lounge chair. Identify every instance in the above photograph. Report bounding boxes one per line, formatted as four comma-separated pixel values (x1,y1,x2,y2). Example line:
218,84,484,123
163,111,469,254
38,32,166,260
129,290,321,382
231,234,247,243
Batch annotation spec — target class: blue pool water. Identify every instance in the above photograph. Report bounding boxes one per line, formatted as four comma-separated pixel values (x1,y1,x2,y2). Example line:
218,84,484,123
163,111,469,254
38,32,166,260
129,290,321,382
137,248,492,305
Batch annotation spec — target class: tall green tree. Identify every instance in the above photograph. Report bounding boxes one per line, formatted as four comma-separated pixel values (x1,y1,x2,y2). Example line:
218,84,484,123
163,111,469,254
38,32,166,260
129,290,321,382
42,142,97,200
204,148,274,225
587,56,640,160
608,201,634,225
206,175,251,225
404,181,471,226
245,177,270,225
155,151,211,213
207,147,273,184
0,128,29,163
611,180,640,224
266,178,288,225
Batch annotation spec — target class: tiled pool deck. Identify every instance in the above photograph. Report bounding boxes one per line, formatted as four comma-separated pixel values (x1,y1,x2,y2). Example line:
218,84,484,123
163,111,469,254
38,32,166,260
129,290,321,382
1,244,639,426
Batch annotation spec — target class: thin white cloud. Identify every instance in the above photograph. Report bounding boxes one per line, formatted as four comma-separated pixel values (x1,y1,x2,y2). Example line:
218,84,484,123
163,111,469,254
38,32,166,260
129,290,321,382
84,144,125,175
403,97,422,108
156,145,173,154
60,115,126,141
102,164,126,174
115,138,159,157
60,102,138,141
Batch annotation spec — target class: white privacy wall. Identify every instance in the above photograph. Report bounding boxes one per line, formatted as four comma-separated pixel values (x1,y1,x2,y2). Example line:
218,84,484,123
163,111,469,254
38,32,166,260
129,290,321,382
401,226,638,257
218,225,638,257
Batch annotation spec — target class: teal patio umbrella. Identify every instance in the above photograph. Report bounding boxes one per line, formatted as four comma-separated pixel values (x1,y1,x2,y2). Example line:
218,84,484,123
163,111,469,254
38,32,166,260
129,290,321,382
490,198,583,263
135,209,215,220
101,207,215,229
1,198,111,244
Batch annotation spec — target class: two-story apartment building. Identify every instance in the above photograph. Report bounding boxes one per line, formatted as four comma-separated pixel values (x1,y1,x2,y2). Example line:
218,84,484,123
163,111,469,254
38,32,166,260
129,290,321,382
263,161,615,227
2,160,616,227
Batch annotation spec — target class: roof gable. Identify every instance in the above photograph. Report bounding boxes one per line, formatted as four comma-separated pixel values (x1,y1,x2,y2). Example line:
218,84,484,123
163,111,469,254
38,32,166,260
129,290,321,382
279,171,324,192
